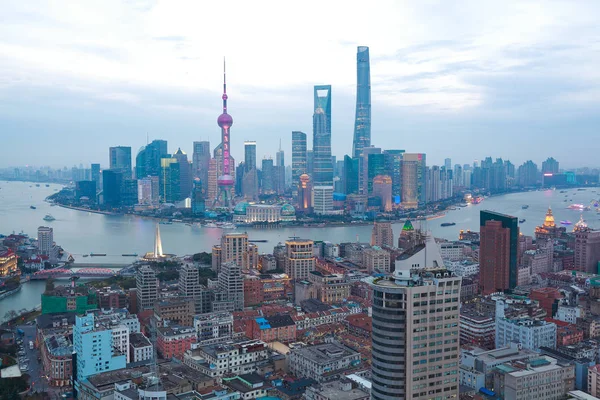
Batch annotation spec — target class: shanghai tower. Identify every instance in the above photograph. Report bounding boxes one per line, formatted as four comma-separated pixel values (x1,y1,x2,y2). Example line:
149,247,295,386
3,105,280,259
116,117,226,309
352,46,371,158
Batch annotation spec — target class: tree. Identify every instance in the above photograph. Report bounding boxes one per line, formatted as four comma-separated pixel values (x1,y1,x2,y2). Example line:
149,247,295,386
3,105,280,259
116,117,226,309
4,310,17,322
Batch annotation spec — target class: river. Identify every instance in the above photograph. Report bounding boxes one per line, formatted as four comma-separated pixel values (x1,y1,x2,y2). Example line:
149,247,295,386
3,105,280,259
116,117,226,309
1,180,600,315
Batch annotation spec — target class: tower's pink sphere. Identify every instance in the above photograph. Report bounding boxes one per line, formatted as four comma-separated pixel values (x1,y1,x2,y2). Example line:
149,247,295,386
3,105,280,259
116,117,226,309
217,113,233,128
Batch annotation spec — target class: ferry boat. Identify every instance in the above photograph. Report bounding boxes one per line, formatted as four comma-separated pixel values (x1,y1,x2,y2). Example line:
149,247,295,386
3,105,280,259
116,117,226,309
519,219,526,223
560,220,572,225
45,184,50,187
90,253,107,257
82,254,89,257
220,223,236,229
204,223,218,228
30,206,36,209
35,184,40,187
440,222,456,227
43,214,55,221
521,205,529,209
122,253,138,257
159,221,173,225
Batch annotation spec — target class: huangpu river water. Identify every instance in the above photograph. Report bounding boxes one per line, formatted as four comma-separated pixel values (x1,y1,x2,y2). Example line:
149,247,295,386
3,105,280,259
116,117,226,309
1,180,599,316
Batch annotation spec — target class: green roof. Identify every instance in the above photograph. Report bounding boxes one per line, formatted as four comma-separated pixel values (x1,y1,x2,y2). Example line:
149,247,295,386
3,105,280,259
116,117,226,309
402,220,414,231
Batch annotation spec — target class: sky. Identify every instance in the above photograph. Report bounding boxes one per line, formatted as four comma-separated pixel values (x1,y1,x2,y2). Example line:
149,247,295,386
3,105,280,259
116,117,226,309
1,0,600,170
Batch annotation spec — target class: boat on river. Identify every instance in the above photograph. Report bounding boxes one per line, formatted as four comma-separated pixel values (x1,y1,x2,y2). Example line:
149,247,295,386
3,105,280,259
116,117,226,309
440,222,456,227
43,214,55,221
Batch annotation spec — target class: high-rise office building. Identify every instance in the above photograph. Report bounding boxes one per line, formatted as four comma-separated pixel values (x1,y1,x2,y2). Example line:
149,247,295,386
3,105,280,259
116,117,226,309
179,264,201,297
218,261,244,311
367,153,386,193
191,178,205,216
573,220,600,273
102,169,123,207
369,234,461,400
445,158,452,171
372,175,392,212
313,85,332,186
160,157,181,203
297,174,312,212
136,265,158,310
192,141,211,185
91,163,101,189
313,186,333,215
359,146,381,194
109,146,132,179
401,153,426,209
261,158,275,194
384,150,404,201
352,46,371,158
292,131,307,185
371,221,394,248
479,210,519,295
173,148,192,199
343,155,359,195
276,144,285,194
137,176,159,207
242,141,258,200
306,150,314,177
284,239,315,280
37,226,54,256
136,139,168,179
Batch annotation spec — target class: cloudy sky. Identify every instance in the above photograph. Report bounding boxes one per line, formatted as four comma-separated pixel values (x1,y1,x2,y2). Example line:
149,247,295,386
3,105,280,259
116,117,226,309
1,0,599,169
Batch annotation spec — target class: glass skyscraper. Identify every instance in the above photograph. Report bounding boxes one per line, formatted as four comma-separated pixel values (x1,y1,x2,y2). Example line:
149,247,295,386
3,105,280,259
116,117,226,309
313,85,333,186
136,139,168,179
244,141,256,172
352,46,371,158
109,146,132,179
292,131,307,185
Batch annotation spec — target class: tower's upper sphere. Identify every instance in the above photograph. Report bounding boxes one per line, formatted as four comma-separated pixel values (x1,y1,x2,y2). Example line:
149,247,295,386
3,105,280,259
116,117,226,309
217,113,233,128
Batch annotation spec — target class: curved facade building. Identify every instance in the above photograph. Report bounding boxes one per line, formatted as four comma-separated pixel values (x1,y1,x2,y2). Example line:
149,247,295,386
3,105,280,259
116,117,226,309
370,234,461,400
353,46,371,158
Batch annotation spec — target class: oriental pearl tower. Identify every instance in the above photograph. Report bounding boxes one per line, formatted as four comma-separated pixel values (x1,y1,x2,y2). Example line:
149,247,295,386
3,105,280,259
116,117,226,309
214,58,234,209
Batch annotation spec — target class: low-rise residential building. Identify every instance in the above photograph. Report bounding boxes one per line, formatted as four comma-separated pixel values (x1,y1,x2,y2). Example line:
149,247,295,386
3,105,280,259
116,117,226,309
307,271,351,305
557,305,585,324
194,312,234,345
589,364,600,398
97,287,128,310
183,339,268,378
496,317,557,351
288,342,361,383
344,314,371,338
245,314,296,342
439,242,465,261
361,247,390,273
493,356,575,400
222,373,269,400
129,332,153,364
156,326,196,360
445,260,479,277
154,297,195,327
460,300,496,349
304,379,369,400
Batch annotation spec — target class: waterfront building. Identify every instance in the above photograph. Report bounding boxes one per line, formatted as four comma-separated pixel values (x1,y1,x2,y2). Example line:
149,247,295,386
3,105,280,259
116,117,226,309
136,265,158,310
297,173,313,212
517,160,538,187
292,131,307,185
535,207,566,240
212,232,258,271
479,210,519,295
362,246,390,273
218,261,244,311
369,233,461,400
214,61,235,209
102,169,123,207
173,148,192,199
313,85,333,186
542,157,560,174
0,248,18,276
343,155,359,195
109,146,132,179
261,157,275,194
289,342,360,383
401,153,426,208
91,163,101,188
156,325,196,360
192,140,211,185
73,313,127,387
574,221,600,274
191,178,205,216
75,180,96,203
285,239,315,280
492,356,574,400
359,146,381,195
372,175,392,211
352,46,371,158
371,221,394,248
136,139,167,179
37,225,57,261
159,156,180,203
232,202,296,223
242,141,258,200
313,185,333,215
137,176,159,208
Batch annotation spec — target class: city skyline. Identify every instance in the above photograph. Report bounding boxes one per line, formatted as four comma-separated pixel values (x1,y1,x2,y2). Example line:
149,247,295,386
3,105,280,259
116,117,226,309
2,1,600,168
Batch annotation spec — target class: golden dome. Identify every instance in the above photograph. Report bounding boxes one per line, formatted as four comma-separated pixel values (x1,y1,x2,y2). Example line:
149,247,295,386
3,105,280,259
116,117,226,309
543,206,555,228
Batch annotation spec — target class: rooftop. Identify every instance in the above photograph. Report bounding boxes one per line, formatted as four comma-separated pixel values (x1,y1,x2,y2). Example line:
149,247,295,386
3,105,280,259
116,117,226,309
291,342,358,365
130,332,152,348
